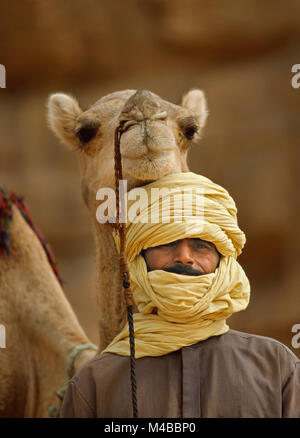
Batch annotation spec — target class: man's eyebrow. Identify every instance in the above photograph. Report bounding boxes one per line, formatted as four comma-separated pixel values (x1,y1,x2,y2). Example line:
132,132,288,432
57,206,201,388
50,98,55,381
192,238,215,248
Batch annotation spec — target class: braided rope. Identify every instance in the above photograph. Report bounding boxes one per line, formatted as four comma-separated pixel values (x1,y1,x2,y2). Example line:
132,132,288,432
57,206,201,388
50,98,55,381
114,124,139,418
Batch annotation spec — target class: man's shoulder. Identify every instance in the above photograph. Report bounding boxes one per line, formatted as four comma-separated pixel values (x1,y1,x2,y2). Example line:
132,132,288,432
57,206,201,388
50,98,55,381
70,353,120,384
226,329,297,352
194,329,299,363
70,330,299,385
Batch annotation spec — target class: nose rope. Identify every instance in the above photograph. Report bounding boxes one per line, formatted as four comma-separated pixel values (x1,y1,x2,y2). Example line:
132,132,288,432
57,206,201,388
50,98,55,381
114,122,138,418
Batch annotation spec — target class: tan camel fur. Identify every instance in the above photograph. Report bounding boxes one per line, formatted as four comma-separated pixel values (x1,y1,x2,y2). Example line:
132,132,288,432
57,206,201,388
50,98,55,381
0,205,96,417
47,89,208,350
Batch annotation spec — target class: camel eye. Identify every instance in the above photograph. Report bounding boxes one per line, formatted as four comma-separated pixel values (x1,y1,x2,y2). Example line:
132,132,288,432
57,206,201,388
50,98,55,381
184,125,197,140
77,126,97,143
76,121,100,144
179,117,198,140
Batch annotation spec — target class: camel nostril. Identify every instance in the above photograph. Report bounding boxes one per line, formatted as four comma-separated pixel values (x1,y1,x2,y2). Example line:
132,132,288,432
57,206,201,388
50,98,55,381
120,120,139,133
152,111,167,121
119,111,167,134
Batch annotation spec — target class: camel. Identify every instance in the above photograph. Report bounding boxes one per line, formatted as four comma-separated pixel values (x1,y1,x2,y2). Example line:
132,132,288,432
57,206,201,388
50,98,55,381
0,189,97,417
47,88,208,350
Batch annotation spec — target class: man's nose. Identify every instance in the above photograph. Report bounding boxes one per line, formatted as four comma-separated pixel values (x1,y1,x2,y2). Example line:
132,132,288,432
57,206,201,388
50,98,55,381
174,241,194,265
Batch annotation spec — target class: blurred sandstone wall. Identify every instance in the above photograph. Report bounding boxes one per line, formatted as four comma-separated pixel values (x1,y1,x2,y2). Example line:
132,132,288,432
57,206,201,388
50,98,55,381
0,0,299,357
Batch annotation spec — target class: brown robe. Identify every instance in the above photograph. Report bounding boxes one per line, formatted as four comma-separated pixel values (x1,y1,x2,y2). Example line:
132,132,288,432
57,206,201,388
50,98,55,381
60,329,300,418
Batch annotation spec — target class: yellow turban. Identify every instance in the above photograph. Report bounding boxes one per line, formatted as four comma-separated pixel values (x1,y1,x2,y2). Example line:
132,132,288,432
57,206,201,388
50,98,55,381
103,172,250,358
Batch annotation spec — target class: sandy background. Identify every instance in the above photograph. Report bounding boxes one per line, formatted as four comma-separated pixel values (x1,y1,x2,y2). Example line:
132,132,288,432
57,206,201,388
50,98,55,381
0,0,299,358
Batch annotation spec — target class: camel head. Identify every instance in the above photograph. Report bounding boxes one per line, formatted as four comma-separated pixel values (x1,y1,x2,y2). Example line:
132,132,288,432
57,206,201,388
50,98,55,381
47,89,208,210
47,88,208,348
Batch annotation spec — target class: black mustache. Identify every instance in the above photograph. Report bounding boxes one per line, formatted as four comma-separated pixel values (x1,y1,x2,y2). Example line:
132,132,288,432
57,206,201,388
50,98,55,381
163,264,204,276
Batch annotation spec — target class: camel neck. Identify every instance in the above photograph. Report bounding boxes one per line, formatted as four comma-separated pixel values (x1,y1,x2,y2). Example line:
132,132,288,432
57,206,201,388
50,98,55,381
92,220,128,351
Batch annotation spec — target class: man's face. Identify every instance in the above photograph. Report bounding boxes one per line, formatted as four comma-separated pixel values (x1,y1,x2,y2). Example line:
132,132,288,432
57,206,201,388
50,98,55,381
142,238,220,276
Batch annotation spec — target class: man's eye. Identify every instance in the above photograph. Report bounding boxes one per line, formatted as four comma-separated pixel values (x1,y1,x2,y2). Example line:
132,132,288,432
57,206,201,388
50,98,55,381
195,242,209,249
162,242,176,248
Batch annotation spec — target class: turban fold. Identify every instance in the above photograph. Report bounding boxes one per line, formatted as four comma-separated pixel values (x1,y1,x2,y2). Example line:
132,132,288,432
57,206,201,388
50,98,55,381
103,172,250,358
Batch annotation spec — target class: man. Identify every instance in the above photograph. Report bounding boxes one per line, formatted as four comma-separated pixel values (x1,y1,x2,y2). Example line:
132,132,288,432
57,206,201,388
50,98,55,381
60,172,300,418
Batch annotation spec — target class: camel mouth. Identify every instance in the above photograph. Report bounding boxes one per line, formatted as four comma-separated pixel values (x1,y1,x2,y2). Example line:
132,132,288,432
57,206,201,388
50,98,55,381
122,151,178,181
121,149,172,160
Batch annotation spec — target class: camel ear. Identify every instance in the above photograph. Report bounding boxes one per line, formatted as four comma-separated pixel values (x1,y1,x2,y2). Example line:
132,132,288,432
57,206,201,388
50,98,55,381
47,93,82,148
181,89,208,129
